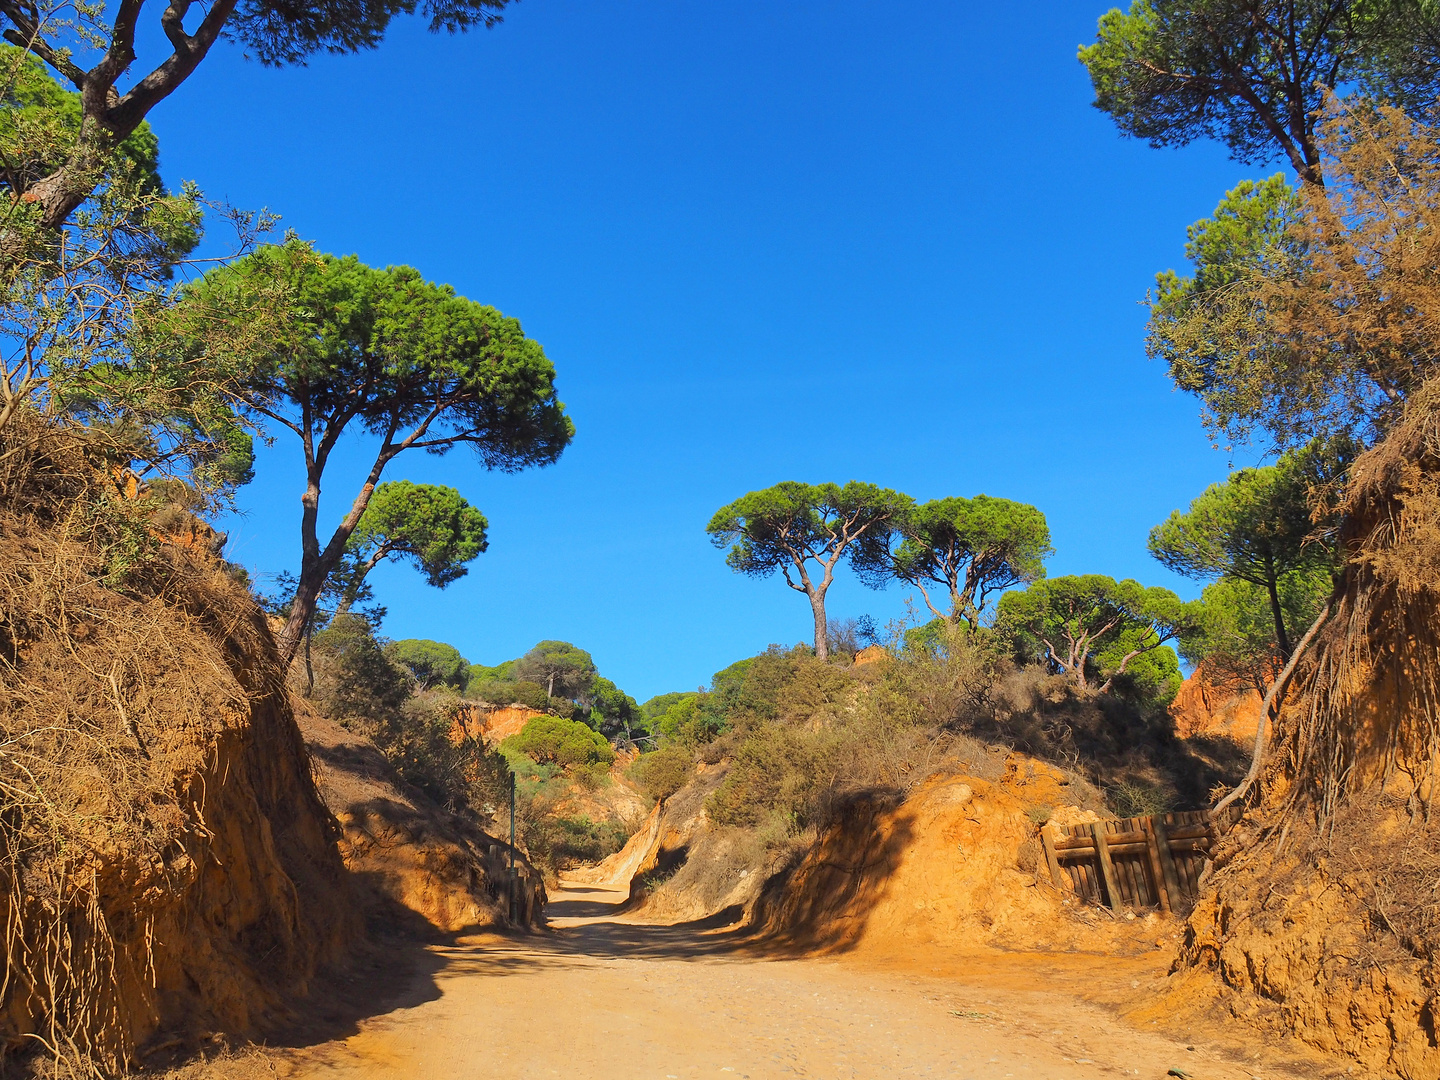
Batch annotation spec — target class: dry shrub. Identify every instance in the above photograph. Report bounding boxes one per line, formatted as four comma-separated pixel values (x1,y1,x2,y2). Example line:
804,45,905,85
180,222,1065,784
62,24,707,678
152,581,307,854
304,615,508,818
514,807,629,881
704,633,1009,836
695,623,1211,839
986,666,1204,811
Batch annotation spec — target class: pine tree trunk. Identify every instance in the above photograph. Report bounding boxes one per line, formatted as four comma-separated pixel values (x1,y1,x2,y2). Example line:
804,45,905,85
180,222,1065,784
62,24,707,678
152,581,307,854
811,590,829,662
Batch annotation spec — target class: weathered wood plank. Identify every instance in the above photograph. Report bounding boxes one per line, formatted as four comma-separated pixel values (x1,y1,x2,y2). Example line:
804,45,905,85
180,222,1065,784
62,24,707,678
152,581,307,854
1143,817,1171,914
1117,854,1139,906
1164,824,1212,842
1058,840,1160,858
1152,818,1186,906
1041,826,1063,889
1168,838,1214,853
1091,822,1121,910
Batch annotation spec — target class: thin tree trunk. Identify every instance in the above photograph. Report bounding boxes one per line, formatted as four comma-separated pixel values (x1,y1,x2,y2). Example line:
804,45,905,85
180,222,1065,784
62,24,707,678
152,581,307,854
1265,562,1293,660
1213,600,1331,815
303,615,315,697
332,550,386,617
810,589,829,662
275,433,397,667
278,567,324,666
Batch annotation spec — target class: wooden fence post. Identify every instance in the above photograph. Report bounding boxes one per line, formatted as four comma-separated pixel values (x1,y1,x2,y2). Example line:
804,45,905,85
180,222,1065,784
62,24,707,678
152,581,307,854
1152,818,1185,909
1040,824,1064,890
1141,817,1171,914
1090,822,1121,911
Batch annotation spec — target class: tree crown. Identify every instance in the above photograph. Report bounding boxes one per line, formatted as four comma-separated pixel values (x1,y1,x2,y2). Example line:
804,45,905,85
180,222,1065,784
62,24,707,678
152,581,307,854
1079,0,1440,181
998,574,1193,683
225,0,514,66
878,494,1052,621
706,481,913,582
384,638,470,690
1148,441,1343,585
500,715,615,769
513,640,598,701
174,242,574,471
348,480,488,587
1180,569,1331,681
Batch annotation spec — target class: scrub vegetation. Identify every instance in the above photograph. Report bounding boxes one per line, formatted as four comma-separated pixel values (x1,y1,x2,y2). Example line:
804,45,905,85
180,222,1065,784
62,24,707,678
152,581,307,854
9,0,1440,1075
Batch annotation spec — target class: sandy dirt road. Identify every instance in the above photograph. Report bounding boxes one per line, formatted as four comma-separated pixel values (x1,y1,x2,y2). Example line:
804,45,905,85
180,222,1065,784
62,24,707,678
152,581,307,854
281,883,1338,1080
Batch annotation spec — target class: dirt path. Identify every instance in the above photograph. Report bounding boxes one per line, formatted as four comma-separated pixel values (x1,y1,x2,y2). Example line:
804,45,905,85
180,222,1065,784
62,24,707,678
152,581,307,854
281,883,1336,1080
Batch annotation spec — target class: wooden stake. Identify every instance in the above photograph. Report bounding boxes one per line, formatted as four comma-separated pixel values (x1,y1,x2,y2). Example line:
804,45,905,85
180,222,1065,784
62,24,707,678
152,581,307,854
1040,825,1064,890
1091,822,1121,911
1142,817,1171,914
1152,818,1185,909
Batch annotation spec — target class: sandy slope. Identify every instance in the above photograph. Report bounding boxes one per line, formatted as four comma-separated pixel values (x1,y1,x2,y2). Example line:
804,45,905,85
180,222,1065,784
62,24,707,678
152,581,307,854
275,882,1345,1080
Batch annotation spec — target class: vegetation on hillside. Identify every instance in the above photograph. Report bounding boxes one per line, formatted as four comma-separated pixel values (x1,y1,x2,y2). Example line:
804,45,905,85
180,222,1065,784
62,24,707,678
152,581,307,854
624,616,1236,857
1082,5,1440,1069
301,617,644,880
14,0,1440,1070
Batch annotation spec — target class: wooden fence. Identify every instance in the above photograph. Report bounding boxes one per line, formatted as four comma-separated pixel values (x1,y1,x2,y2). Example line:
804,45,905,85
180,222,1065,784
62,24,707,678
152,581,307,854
1039,807,1239,914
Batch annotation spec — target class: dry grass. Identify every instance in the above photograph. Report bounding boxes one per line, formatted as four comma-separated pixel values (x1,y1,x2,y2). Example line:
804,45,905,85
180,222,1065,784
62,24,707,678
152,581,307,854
0,420,292,1075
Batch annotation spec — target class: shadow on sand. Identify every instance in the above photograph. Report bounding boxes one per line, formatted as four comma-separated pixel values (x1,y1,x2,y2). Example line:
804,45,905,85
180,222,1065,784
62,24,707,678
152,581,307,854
225,787,923,1063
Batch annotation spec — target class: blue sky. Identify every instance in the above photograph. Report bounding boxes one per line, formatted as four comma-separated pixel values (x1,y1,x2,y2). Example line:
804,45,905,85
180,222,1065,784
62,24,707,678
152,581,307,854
145,0,1279,701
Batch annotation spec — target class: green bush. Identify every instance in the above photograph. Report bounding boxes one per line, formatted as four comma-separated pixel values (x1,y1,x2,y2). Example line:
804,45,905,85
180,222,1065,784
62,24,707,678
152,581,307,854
310,614,409,724
629,743,694,802
501,715,616,770
698,637,998,836
706,723,835,829
467,677,549,710
385,638,470,689
466,659,515,689
309,617,505,814
1096,637,1184,709
641,691,695,722
519,811,630,873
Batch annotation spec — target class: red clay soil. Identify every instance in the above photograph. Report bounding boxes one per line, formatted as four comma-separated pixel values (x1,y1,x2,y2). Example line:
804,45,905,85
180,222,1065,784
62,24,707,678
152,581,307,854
1168,666,1265,744
752,759,1137,956
447,703,547,746
296,701,544,934
0,528,359,1070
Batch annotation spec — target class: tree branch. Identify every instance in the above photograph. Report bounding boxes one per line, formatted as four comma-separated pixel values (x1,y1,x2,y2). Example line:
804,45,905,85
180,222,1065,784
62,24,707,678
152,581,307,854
912,579,947,622
1213,599,1331,815
108,0,240,135
0,14,85,87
